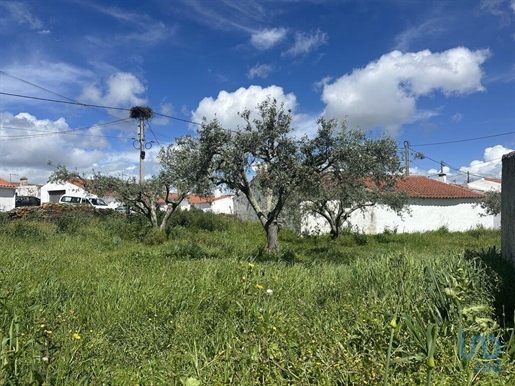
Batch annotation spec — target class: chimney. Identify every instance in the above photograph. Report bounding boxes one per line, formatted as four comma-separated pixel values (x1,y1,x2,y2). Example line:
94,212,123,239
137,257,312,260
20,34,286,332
438,161,447,184
20,176,28,186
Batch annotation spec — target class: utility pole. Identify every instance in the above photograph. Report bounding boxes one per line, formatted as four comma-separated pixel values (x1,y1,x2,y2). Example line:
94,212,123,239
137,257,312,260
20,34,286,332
130,106,153,184
138,116,145,184
404,141,410,176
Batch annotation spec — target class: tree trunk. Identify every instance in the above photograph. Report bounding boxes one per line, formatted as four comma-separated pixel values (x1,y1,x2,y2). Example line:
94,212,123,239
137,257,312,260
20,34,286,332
329,226,338,240
265,220,280,254
150,205,159,228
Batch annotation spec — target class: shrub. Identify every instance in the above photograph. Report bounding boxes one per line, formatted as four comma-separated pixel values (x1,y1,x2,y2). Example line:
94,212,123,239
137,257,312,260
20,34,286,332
168,208,229,232
142,228,167,246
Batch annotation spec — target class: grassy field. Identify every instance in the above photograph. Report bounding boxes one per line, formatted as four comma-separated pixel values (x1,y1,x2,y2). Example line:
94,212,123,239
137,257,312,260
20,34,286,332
1,208,514,385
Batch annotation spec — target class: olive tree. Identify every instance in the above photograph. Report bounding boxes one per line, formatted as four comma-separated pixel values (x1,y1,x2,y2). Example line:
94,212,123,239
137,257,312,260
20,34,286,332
48,137,210,231
479,190,501,216
298,118,408,240
191,98,314,253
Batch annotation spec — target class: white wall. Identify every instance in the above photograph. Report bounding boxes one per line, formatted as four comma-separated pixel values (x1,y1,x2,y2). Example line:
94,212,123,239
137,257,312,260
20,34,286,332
40,182,87,203
208,196,234,214
467,179,501,192
0,188,16,211
16,185,41,197
302,198,499,235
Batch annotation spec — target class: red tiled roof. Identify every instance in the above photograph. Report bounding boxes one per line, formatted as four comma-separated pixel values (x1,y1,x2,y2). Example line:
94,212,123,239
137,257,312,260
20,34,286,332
157,193,232,205
397,176,484,199
0,178,17,188
484,177,501,184
188,194,232,204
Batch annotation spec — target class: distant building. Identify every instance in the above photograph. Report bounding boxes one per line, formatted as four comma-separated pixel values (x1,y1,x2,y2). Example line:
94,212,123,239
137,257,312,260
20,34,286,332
158,190,234,214
0,178,17,212
40,179,88,203
466,177,501,193
302,176,499,235
12,176,42,198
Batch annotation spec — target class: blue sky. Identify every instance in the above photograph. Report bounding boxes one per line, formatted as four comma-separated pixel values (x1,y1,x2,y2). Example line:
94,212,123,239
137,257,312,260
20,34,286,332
0,0,514,185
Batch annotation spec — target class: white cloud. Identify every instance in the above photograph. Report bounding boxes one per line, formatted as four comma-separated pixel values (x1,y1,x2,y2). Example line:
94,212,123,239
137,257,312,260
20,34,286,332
153,102,174,126
0,111,153,184
511,0,515,13
283,29,327,56
191,85,298,131
393,19,446,52
247,63,274,79
452,113,463,122
459,145,514,178
321,47,490,135
0,112,105,183
1,1,43,29
251,28,287,50
79,72,147,109
0,62,93,101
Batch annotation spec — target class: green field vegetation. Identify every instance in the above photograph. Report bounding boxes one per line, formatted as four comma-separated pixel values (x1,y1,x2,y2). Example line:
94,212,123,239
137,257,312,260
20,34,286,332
1,208,515,385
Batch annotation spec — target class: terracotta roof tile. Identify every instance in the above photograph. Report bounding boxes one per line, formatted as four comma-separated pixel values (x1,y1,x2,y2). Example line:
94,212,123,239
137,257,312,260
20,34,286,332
0,178,17,188
397,176,484,199
484,177,501,184
188,194,232,204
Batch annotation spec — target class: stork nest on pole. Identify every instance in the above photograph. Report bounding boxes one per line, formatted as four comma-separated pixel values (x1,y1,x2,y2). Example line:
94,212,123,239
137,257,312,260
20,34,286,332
130,106,154,120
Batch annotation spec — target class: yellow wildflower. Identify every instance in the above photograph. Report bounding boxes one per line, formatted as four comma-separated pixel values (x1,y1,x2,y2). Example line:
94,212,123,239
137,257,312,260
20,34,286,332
255,284,263,289
73,333,81,340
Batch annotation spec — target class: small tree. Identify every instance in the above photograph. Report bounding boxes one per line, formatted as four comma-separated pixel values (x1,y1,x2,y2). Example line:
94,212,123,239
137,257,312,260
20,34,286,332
479,190,501,216
48,138,210,231
298,118,407,240
192,98,313,253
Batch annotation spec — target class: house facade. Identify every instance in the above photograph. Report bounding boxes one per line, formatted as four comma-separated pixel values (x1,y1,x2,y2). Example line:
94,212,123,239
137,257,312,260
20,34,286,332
188,194,234,214
0,178,17,212
466,177,501,193
13,177,42,198
302,176,499,235
158,190,234,214
40,180,88,203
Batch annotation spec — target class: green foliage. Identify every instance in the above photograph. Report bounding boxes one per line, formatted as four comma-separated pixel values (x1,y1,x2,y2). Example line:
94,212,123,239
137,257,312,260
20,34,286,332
2,220,51,240
168,208,229,233
143,227,167,246
479,190,502,216
297,118,407,240
0,214,513,385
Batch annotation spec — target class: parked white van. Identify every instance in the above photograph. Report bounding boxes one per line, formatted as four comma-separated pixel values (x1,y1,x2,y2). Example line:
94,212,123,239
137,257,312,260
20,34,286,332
59,195,109,209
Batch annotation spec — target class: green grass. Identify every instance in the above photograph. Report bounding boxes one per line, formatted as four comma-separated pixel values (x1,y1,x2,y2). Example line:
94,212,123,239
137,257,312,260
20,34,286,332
1,210,514,385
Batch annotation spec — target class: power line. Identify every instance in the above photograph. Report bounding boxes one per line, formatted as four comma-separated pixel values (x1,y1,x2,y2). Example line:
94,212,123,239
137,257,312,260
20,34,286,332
0,118,133,141
153,111,201,126
0,91,130,111
418,151,499,180
410,130,515,147
0,70,140,125
146,121,164,146
1,91,205,129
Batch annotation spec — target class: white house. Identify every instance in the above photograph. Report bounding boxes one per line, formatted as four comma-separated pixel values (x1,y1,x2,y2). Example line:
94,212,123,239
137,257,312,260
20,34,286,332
40,179,88,203
0,178,16,212
466,177,502,193
302,176,499,235
13,177,42,198
188,194,234,214
158,191,234,214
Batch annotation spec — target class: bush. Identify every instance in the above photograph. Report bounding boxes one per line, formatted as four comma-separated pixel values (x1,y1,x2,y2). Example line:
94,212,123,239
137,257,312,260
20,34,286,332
143,228,167,246
168,208,228,232
2,220,52,240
